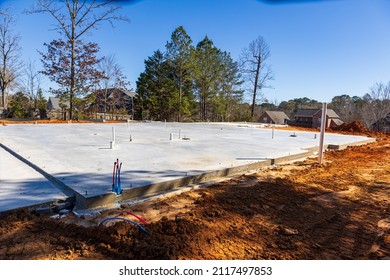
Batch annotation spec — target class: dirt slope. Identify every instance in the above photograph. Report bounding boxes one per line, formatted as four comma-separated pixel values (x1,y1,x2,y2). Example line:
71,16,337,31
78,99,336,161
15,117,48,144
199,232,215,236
0,133,389,260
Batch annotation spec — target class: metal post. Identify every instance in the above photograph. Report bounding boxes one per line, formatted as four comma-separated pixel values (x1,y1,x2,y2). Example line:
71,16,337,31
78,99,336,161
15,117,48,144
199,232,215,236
272,127,274,139
318,102,327,164
112,127,116,142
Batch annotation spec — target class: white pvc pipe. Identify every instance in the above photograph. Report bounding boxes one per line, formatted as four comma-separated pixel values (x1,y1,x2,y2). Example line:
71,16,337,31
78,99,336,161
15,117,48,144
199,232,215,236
318,102,327,164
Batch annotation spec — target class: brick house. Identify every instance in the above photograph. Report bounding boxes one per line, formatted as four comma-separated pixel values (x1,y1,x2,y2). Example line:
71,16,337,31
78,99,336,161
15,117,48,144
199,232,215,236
312,109,344,129
290,108,343,129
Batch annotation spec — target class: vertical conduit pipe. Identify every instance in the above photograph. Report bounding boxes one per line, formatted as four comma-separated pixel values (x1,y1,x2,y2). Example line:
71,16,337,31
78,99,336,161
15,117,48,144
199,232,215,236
318,102,327,164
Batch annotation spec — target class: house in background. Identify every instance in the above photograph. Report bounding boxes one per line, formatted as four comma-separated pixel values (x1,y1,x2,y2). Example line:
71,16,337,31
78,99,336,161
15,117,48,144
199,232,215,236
47,89,138,121
312,108,344,129
289,108,344,129
372,112,390,132
46,97,70,120
290,109,318,128
88,88,137,120
259,111,290,125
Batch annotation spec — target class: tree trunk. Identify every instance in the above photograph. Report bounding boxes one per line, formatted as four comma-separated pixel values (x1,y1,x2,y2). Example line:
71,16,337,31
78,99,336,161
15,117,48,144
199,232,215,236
1,59,7,108
1,88,5,108
251,55,261,119
69,1,77,121
179,77,182,122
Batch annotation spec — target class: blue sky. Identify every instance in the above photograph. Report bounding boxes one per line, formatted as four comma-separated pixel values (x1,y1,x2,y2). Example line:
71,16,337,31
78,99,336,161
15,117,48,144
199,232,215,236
1,0,389,104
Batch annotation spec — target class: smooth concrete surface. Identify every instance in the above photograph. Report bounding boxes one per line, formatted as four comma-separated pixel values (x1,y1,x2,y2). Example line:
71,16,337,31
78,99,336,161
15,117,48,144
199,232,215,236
0,143,66,212
0,122,374,211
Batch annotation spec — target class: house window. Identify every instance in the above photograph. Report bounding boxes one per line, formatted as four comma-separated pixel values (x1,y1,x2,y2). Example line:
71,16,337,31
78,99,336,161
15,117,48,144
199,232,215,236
263,117,268,122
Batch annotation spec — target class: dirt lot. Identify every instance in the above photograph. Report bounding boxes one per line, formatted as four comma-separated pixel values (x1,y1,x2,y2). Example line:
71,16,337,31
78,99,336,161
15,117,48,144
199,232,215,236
0,127,389,260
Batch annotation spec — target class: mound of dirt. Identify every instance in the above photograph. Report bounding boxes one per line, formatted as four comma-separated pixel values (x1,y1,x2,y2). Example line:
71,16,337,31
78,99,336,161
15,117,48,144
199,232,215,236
334,120,370,133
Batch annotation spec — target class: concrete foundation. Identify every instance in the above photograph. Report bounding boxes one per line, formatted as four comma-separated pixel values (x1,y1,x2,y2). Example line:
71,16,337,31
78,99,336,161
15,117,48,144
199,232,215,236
0,122,375,212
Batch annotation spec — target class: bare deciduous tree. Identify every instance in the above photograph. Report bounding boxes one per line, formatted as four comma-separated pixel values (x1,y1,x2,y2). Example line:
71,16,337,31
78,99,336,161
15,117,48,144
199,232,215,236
21,60,42,110
29,0,129,119
369,82,390,121
357,82,390,128
240,36,274,119
0,9,22,109
98,54,130,117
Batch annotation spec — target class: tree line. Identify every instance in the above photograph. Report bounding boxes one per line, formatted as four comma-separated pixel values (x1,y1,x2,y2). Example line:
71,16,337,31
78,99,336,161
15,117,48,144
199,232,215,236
135,28,275,122
0,1,273,122
0,1,388,129
135,27,247,122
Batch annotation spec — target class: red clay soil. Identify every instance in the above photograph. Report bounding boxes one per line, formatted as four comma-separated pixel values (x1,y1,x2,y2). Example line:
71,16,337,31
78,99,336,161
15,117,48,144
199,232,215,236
333,120,370,134
0,130,389,260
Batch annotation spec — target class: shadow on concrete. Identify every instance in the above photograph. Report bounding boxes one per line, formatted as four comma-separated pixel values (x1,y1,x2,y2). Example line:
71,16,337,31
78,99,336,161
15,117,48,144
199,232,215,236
0,178,67,213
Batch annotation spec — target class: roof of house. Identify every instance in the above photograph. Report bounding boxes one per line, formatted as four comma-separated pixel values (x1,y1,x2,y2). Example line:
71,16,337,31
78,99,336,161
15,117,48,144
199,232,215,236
47,97,70,110
294,109,319,117
263,111,290,124
295,108,341,119
125,91,137,98
331,118,344,126
95,88,137,99
323,109,340,118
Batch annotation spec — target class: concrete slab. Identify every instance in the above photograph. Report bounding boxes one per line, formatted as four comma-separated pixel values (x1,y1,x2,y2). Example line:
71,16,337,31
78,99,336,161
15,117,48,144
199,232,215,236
0,143,67,212
0,122,374,210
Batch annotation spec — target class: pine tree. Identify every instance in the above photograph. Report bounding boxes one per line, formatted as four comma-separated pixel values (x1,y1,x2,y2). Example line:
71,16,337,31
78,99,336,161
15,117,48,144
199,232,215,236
216,52,244,121
190,36,222,121
135,50,176,121
165,26,195,121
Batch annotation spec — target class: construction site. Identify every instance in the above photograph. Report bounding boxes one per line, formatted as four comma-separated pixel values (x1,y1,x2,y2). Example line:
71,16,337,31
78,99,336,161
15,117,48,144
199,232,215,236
0,120,389,260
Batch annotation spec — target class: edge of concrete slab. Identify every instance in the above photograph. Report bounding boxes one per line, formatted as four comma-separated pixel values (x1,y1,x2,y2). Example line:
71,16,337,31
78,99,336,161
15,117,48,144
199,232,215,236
327,138,377,150
0,142,81,199
0,199,64,217
1,136,376,212
80,137,376,209
80,149,317,209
